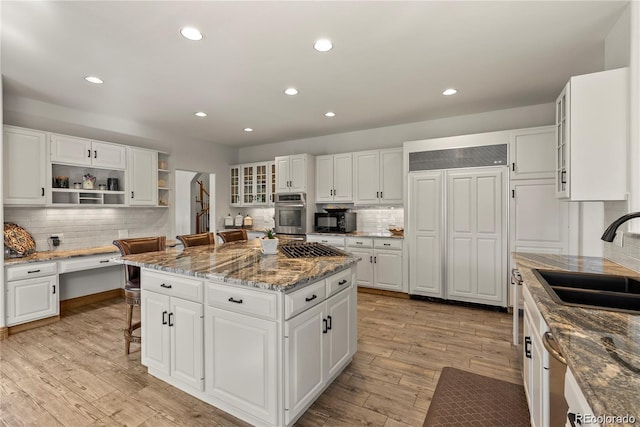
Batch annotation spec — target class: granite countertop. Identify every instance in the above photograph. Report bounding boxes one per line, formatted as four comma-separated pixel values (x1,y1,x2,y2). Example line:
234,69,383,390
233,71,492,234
112,239,359,292
513,253,640,424
308,231,404,239
4,239,180,266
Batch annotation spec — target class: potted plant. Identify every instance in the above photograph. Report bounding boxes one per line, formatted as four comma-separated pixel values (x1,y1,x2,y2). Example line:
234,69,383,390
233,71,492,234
261,228,278,254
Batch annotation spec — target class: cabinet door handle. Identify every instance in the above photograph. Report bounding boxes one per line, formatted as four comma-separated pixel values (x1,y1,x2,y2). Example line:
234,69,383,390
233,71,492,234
228,297,243,304
305,294,317,302
561,170,567,184
41,187,45,197
376,191,379,198
374,256,377,263
28,269,41,274
323,318,328,334
369,256,373,263
380,191,383,199
94,150,97,159
131,191,134,199
168,312,174,327
512,162,515,172
524,336,532,359
52,285,56,294
160,283,172,289
327,315,332,330
99,260,110,264
338,279,348,285
87,149,91,158
162,310,168,325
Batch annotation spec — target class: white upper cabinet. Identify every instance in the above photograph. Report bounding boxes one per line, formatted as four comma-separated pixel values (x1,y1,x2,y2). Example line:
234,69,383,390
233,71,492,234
3,126,47,205
354,148,402,205
510,126,556,180
275,154,312,193
128,147,158,206
555,68,628,200
315,153,353,203
51,134,126,169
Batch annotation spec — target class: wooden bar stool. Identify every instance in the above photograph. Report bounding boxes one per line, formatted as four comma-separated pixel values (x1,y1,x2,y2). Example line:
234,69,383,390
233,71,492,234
216,229,248,243
176,232,216,248
113,236,166,354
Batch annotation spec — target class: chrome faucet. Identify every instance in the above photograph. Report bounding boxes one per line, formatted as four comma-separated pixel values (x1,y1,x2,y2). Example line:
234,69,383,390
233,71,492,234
601,212,640,242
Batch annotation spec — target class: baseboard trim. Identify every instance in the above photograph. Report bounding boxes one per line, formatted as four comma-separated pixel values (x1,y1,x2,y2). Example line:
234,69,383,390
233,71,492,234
357,287,410,299
8,316,60,335
61,288,123,312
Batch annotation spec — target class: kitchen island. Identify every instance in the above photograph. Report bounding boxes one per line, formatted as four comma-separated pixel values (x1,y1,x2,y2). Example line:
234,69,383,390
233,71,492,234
112,239,359,427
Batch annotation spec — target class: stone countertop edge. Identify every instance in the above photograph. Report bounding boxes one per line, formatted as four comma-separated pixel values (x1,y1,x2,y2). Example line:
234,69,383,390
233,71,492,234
308,231,404,239
111,240,359,293
4,239,180,266
513,252,640,425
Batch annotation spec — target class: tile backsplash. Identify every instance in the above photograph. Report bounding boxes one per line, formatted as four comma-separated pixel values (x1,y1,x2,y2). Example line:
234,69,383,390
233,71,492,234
5,207,171,251
603,201,640,272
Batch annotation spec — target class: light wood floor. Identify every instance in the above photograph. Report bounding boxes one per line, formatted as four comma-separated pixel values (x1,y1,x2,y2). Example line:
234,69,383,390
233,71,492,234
0,292,522,426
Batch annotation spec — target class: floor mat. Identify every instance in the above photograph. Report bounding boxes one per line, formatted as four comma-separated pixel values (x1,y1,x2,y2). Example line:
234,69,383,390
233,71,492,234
423,367,530,426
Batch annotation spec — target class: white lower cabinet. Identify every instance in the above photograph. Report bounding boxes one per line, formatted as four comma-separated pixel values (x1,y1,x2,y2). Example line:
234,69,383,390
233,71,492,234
205,305,278,426
141,270,204,391
5,262,59,326
285,286,352,425
523,285,550,427
347,237,403,292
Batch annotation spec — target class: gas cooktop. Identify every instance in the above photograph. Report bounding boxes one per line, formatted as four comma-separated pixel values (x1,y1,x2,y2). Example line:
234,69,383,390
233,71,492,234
279,242,345,258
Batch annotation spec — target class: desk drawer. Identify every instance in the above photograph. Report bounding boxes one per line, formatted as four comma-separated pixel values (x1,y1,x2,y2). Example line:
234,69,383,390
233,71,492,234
59,254,116,273
143,269,204,303
6,262,57,281
285,280,326,319
207,282,278,320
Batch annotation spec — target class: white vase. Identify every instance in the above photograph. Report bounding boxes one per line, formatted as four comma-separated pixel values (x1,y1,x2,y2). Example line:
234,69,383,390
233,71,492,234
261,238,278,254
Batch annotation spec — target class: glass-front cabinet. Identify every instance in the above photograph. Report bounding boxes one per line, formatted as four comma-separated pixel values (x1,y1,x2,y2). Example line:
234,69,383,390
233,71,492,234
230,161,273,207
230,166,240,206
243,164,255,205
555,87,569,198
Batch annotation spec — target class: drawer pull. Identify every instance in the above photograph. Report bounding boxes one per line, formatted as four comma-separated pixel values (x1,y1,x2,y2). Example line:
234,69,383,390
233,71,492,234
321,240,328,243
356,242,363,245
383,243,391,246
305,294,317,302
228,297,243,304
162,311,168,325
338,279,348,285
100,260,110,264
160,283,172,289
28,269,41,274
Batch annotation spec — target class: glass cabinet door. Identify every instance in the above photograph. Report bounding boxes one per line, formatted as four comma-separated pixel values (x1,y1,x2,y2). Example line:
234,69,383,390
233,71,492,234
255,163,268,205
243,165,255,205
230,166,240,206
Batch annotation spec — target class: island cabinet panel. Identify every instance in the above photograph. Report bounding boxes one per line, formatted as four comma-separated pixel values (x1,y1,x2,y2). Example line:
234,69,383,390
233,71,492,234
284,286,353,425
141,269,204,392
205,306,278,426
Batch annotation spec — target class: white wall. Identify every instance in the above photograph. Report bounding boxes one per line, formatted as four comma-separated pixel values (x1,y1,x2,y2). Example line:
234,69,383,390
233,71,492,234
238,103,554,162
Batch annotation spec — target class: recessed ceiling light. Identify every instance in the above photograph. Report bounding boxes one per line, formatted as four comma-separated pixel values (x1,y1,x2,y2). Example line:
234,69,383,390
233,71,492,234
314,39,333,52
244,128,254,132
284,87,298,96
84,76,103,84
180,26,203,41
195,112,207,117
442,88,458,96
325,112,336,117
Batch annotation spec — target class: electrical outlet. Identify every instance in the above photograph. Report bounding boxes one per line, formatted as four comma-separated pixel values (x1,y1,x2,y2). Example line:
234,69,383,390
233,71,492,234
614,231,624,247
118,229,128,238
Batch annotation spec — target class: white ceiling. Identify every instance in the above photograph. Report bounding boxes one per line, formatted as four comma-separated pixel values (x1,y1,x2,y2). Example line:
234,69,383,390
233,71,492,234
1,1,628,147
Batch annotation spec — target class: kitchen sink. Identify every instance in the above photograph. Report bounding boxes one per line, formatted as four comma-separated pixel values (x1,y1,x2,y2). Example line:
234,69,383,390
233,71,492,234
533,269,640,314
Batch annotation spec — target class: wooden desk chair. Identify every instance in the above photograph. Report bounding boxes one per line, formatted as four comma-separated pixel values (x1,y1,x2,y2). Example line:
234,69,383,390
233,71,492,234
113,236,166,354
176,232,216,248
216,229,248,243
